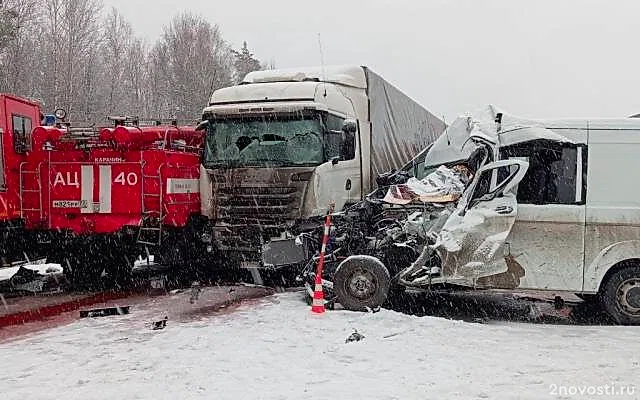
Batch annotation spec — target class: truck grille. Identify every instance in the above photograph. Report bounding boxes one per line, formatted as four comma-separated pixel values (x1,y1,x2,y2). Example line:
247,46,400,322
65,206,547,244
216,186,299,226
214,185,303,257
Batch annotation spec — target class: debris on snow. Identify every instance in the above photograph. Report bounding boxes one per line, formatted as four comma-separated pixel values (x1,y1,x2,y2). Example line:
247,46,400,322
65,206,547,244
345,329,365,343
0,262,65,294
151,316,168,330
79,306,131,318
0,263,63,281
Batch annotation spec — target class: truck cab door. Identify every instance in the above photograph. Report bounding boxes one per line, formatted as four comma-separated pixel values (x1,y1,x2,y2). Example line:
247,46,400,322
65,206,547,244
435,159,529,287
314,119,361,212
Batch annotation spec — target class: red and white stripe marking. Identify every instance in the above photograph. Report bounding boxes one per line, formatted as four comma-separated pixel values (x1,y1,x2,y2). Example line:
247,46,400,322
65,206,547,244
311,205,335,314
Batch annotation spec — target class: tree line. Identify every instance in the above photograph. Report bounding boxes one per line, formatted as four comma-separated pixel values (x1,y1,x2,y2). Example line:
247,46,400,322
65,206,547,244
0,0,268,123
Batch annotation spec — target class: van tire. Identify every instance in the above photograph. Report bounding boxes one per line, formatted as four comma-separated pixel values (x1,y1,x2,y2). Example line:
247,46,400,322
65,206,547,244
334,256,390,312
600,265,640,325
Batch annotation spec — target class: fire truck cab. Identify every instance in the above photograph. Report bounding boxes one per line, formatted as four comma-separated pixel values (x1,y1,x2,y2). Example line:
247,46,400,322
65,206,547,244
0,94,42,263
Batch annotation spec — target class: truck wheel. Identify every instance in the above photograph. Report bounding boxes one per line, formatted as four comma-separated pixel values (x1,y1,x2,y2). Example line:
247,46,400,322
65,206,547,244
600,265,640,325
334,256,390,312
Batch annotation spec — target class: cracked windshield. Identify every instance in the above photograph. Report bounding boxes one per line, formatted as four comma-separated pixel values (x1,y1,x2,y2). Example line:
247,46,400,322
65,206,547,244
204,115,324,167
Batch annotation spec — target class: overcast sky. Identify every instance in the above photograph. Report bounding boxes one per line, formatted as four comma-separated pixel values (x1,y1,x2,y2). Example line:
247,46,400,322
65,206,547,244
102,0,640,121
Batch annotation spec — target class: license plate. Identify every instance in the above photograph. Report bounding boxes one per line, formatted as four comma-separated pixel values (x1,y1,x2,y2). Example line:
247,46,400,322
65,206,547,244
52,200,88,208
240,261,260,269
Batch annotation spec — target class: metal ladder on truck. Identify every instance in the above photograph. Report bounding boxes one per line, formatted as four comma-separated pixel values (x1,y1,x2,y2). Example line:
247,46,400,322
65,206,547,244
19,162,45,224
137,166,164,246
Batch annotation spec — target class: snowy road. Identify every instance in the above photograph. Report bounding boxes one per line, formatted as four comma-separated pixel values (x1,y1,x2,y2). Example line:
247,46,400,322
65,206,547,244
0,292,638,400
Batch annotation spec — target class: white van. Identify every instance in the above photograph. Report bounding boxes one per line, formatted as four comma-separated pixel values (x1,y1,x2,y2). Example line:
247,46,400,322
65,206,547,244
331,105,640,325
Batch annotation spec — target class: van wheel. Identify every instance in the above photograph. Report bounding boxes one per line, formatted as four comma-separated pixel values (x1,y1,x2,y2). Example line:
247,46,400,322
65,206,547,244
334,256,390,312
600,265,640,325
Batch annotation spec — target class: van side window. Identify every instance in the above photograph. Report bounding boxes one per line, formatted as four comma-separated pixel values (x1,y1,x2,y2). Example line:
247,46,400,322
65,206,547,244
12,114,32,153
500,140,583,205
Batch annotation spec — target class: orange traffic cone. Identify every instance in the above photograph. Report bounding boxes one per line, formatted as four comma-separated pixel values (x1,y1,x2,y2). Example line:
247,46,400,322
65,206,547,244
311,275,325,314
311,204,334,314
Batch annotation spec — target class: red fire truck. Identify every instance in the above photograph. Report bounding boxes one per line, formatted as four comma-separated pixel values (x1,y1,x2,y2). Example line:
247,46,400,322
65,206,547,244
0,93,204,288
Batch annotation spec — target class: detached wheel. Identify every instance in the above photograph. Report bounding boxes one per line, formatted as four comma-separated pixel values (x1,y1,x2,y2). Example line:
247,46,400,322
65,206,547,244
600,265,640,325
334,256,390,311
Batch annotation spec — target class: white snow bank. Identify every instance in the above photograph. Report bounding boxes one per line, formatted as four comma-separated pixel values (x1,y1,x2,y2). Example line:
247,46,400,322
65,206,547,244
0,263,63,282
22,263,63,276
0,267,20,281
0,293,637,400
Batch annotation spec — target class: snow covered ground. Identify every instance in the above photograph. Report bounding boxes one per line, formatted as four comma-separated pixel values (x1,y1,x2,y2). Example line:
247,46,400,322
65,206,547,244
0,292,638,400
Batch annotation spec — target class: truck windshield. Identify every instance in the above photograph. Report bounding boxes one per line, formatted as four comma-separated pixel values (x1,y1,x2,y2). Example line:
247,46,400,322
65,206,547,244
203,114,324,167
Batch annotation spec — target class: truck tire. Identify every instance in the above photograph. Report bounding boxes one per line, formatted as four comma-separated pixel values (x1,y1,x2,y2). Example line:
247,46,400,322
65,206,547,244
600,264,640,325
334,256,390,312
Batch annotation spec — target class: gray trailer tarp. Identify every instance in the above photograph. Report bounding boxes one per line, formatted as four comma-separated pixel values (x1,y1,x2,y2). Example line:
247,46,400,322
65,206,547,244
365,67,446,188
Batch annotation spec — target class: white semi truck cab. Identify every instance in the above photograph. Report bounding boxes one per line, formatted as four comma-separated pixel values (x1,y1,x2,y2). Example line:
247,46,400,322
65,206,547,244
198,65,445,270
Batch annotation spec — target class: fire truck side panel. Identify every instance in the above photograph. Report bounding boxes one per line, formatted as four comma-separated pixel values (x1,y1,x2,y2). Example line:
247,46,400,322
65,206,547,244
45,161,144,233
157,151,200,227
20,131,201,236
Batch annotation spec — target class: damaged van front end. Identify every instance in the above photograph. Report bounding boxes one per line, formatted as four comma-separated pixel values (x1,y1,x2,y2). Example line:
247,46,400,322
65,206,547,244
305,105,585,312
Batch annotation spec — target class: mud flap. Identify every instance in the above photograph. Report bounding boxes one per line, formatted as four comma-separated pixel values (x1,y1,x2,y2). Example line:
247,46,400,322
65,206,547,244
435,159,529,287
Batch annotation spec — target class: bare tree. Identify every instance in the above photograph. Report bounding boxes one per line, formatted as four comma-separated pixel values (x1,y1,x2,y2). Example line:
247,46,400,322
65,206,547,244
262,58,277,71
0,0,20,49
232,41,261,84
0,0,40,97
0,3,263,123
101,7,133,115
145,40,171,118
147,12,234,121
36,0,102,119
123,37,147,118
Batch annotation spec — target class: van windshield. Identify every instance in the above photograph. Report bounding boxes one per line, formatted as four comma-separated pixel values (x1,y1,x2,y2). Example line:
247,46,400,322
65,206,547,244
203,113,324,168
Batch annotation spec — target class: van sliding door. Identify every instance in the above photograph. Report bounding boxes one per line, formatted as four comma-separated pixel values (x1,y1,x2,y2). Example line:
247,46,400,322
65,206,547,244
500,138,587,291
582,127,640,292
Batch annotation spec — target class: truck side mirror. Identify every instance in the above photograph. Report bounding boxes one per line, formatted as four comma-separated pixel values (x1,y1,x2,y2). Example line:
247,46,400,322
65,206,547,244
341,119,357,134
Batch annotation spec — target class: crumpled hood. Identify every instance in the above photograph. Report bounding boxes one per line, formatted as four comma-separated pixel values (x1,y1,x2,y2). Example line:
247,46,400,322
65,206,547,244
424,105,576,168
